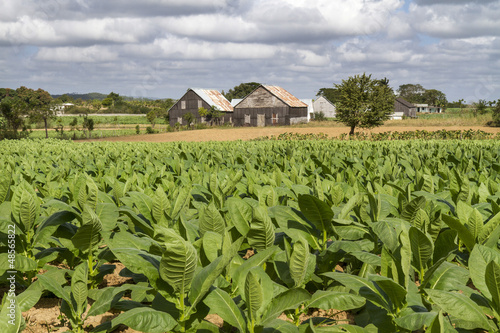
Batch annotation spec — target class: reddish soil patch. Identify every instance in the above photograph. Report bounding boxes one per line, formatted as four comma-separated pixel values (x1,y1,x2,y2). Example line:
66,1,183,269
83,125,500,143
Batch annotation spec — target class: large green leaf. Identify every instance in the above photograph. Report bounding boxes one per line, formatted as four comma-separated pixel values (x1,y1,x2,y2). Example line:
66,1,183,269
442,214,475,253
202,231,223,262
199,202,225,237
424,311,456,333
425,289,492,330
71,263,88,317
269,206,321,251
226,197,252,236
260,288,311,325
401,196,426,222
369,275,407,311
203,287,246,332
394,311,438,331
188,236,243,314
0,168,11,204
289,238,312,287
0,293,21,333
467,208,483,242
371,220,401,253
38,273,71,303
233,245,278,298
71,206,103,254
124,191,154,223
298,194,333,233
308,290,365,311
19,189,38,233
33,210,77,245
16,289,42,312
323,272,390,311
170,186,191,219
111,307,177,333
159,229,198,294
151,186,169,224
425,262,469,291
469,244,500,299
248,206,275,251
246,268,264,324
409,227,433,276
87,285,129,317
479,211,500,244
485,261,500,314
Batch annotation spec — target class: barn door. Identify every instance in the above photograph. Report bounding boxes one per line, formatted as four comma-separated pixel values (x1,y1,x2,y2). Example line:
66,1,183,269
257,114,265,127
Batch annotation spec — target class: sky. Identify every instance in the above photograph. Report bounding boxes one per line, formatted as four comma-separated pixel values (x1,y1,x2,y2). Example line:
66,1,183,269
0,0,499,103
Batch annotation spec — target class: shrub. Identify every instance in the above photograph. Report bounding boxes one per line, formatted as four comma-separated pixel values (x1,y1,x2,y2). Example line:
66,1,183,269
314,111,326,121
135,125,140,134
146,126,155,134
492,99,500,127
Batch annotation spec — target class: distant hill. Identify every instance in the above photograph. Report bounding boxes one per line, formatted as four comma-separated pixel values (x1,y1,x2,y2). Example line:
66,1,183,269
51,92,157,101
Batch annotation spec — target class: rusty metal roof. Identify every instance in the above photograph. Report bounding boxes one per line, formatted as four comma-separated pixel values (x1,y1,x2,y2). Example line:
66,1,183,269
192,89,233,112
263,85,307,108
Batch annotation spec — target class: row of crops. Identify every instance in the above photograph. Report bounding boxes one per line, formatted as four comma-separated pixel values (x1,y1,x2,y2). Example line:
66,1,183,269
1,138,500,332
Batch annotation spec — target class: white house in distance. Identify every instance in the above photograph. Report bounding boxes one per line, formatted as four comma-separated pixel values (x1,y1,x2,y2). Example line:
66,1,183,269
52,103,74,116
312,96,336,118
414,104,443,113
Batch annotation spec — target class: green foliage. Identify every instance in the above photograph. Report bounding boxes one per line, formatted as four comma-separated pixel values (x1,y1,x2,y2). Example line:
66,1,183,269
313,111,327,121
1,138,500,332
223,82,261,101
334,73,395,135
146,110,157,128
316,87,341,104
182,112,195,128
492,99,500,126
398,84,447,107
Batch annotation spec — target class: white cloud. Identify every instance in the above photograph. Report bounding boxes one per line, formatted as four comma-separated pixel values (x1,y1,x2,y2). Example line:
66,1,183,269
0,0,499,102
35,45,118,62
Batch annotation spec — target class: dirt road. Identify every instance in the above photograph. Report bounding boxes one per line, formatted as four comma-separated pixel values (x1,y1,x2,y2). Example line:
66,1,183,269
84,125,500,143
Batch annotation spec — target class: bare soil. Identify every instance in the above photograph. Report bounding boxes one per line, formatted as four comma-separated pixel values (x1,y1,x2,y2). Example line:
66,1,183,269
83,125,500,143
22,263,140,333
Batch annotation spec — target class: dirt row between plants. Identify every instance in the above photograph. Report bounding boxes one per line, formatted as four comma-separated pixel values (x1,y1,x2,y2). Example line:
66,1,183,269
82,125,500,143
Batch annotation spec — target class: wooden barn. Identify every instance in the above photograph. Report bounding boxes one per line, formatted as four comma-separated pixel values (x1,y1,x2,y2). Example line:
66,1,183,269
395,97,417,118
312,96,336,118
168,89,233,127
233,85,308,126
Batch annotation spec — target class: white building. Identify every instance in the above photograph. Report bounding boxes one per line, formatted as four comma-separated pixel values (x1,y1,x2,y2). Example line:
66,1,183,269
312,96,336,118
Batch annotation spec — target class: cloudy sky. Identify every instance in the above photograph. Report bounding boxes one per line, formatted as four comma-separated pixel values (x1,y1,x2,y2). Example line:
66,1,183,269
1,0,499,103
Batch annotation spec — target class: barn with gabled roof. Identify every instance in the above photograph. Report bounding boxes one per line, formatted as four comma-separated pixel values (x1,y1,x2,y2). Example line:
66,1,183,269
168,88,233,127
233,85,308,126
395,97,417,118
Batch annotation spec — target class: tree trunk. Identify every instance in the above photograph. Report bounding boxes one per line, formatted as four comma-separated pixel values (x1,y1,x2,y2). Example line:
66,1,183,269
44,118,48,138
349,125,355,136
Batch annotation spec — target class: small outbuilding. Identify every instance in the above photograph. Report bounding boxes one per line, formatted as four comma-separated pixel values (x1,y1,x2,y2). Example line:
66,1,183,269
395,97,417,118
169,89,233,127
414,104,443,113
312,96,336,118
233,85,308,126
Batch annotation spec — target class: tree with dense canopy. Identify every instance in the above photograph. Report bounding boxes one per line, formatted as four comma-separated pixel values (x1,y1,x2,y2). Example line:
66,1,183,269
315,88,341,104
18,87,54,138
397,84,448,108
335,73,395,135
223,82,261,101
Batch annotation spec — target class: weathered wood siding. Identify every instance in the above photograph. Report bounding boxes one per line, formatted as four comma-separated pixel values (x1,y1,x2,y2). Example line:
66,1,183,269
169,90,232,126
394,99,417,118
234,87,307,126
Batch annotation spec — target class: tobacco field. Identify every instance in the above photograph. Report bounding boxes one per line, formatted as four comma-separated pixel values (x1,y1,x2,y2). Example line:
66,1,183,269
1,138,500,332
